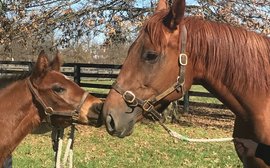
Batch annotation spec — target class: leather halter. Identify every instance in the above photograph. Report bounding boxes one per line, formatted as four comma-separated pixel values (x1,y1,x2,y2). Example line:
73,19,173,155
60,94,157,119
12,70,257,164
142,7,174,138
27,78,89,125
112,26,188,120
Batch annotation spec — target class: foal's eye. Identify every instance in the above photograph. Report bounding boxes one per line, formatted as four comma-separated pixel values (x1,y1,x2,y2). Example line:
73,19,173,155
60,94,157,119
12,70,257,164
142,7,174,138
52,85,66,94
143,52,159,63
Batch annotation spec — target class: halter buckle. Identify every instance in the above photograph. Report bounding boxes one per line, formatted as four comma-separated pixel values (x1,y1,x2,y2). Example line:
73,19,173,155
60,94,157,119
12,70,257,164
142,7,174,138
45,107,54,116
123,91,136,104
179,53,188,66
142,100,154,112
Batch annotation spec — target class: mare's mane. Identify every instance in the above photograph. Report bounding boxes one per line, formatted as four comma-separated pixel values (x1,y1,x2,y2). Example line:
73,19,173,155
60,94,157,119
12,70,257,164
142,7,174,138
143,10,270,93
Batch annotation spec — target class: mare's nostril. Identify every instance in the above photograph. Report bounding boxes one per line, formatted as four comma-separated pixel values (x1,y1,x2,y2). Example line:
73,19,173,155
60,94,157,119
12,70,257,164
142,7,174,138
106,115,115,132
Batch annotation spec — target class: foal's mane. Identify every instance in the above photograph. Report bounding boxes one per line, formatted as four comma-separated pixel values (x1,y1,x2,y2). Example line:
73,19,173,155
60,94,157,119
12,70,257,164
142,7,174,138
0,71,31,90
143,10,270,93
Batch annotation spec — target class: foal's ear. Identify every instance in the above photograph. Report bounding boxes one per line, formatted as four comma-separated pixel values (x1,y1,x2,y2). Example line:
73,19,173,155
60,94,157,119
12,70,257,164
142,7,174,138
50,50,62,72
163,0,186,30
31,50,49,79
156,0,169,11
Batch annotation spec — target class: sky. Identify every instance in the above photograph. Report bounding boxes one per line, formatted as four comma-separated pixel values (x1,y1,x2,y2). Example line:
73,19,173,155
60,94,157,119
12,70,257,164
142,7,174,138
90,0,200,45
187,0,198,5
136,0,199,7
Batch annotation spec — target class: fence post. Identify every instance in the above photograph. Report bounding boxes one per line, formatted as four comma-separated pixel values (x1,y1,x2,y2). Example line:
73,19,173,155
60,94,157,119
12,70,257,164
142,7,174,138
74,64,81,86
183,91,189,113
28,62,33,72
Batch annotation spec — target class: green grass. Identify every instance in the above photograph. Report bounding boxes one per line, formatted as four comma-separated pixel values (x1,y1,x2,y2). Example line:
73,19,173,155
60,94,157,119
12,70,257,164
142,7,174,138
13,123,241,168
82,80,113,94
189,85,222,105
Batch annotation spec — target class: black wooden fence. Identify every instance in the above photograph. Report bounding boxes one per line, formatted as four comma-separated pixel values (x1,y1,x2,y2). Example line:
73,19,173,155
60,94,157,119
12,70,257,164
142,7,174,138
0,61,226,112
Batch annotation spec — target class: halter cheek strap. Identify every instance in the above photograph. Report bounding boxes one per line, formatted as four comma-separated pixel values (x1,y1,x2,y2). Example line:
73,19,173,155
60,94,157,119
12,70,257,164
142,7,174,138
112,25,188,119
143,25,187,104
27,78,89,125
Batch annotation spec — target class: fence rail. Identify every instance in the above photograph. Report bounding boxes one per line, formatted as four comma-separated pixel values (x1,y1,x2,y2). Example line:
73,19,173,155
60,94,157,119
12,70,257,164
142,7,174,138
0,61,227,112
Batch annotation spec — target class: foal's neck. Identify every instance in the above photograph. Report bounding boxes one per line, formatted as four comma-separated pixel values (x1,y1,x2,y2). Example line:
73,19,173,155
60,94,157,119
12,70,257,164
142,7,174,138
0,79,42,164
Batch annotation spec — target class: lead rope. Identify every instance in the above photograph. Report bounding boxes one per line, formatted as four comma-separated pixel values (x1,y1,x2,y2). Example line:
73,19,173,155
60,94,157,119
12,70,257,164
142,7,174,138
149,109,233,142
63,124,75,168
53,124,76,168
56,129,63,168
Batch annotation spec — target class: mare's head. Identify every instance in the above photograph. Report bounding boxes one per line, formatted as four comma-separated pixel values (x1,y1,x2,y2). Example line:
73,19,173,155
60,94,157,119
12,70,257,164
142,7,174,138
30,51,103,127
103,0,193,137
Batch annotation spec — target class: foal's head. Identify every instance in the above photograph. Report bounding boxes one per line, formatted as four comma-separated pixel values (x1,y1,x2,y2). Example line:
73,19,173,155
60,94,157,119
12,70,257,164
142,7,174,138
103,0,191,137
30,51,103,127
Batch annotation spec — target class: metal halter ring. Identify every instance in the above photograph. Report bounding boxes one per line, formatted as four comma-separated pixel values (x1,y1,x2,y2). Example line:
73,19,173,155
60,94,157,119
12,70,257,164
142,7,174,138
45,107,54,116
179,53,188,66
142,101,154,112
122,91,136,104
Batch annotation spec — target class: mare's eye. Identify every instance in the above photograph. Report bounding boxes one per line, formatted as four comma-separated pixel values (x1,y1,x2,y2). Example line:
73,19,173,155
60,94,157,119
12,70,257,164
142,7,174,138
143,51,159,63
52,85,66,94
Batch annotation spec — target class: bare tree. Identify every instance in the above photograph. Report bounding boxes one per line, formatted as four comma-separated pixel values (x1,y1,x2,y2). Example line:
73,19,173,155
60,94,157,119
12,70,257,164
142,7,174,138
0,0,269,61
192,0,270,34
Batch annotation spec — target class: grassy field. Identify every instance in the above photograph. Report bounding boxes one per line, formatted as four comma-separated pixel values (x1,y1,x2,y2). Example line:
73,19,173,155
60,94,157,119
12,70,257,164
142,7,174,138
13,108,241,168
189,85,222,105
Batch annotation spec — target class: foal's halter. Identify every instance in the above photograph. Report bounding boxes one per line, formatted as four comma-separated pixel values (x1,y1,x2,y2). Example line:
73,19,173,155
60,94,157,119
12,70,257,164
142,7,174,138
27,78,89,125
112,26,188,119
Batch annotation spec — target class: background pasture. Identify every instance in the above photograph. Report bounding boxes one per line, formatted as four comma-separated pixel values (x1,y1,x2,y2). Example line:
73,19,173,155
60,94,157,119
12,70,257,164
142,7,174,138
14,112,241,167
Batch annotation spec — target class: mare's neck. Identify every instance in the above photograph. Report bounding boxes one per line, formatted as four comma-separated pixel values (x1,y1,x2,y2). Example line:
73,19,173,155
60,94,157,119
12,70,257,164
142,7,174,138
199,77,246,118
200,75,270,142
186,17,270,145
0,79,42,164
186,17,270,118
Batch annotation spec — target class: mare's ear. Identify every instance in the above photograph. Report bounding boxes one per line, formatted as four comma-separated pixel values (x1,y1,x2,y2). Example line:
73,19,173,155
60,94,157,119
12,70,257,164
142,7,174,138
50,50,62,72
31,50,49,80
163,0,186,30
156,0,169,12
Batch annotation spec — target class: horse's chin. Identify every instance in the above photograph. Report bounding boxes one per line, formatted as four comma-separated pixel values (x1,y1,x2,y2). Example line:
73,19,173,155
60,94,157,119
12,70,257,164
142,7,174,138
111,127,134,138
116,127,134,138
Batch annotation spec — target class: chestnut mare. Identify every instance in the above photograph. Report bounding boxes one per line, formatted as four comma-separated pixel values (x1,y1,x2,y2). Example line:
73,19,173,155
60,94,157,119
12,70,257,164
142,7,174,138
103,0,270,167
0,51,102,165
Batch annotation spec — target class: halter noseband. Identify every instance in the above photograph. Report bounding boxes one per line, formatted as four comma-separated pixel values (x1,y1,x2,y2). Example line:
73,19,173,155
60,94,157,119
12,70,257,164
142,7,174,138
112,26,188,120
27,78,89,125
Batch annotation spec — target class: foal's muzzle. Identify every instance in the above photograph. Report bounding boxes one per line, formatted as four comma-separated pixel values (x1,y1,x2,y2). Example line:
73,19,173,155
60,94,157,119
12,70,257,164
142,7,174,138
87,102,104,127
